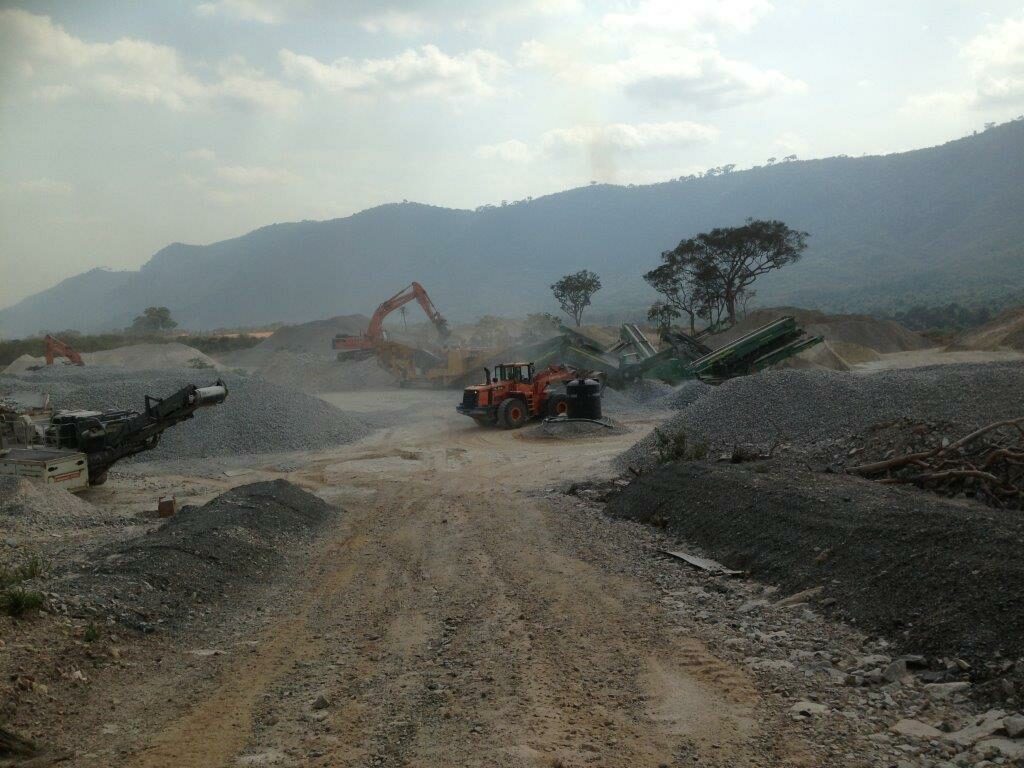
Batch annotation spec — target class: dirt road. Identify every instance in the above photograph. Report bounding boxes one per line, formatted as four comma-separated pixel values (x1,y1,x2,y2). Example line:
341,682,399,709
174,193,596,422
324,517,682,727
54,393,806,768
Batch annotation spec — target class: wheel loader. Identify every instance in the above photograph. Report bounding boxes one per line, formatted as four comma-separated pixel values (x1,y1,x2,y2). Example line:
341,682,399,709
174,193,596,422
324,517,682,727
456,362,574,428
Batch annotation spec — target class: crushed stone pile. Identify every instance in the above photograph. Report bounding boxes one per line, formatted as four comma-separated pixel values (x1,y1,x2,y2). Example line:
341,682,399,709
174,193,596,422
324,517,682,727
0,477,131,545
2,343,219,375
617,380,676,404
255,350,397,392
529,417,629,440
219,315,370,367
619,361,1024,470
650,380,713,411
775,339,852,372
51,480,336,631
0,366,372,460
952,306,1024,352
606,461,1024,683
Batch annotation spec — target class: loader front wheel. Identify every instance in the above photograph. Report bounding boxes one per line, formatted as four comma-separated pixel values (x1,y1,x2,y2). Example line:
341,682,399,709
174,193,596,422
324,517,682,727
546,393,570,418
498,398,529,429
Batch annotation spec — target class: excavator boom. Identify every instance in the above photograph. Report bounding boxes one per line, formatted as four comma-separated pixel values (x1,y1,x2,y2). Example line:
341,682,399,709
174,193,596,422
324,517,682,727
44,335,84,366
334,281,449,357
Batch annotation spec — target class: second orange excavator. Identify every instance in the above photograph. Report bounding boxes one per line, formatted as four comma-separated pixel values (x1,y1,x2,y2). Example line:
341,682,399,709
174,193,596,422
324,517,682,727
333,282,449,359
44,335,85,366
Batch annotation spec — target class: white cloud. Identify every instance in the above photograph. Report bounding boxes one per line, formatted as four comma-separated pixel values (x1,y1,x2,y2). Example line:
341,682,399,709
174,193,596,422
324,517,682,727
602,0,774,38
31,83,75,101
349,0,582,36
280,45,507,99
476,139,535,163
772,131,809,157
194,0,282,24
961,12,1024,107
0,9,298,112
19,178,74,195
214,165,298,185
612,44,806,108
520,39,804,109
907,12,1024,113
359,11,431,37
903,90,971,114
477,120,718,165
184,148,217,161
541,121,718,152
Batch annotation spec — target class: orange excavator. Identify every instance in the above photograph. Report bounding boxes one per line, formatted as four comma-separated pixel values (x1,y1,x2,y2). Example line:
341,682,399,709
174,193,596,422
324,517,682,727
333,282,449,359
44,335,85,366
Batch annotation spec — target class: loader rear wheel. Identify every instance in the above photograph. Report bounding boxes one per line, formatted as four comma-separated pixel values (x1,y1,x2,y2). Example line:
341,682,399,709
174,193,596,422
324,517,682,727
498,398,529,429
546,393,570,418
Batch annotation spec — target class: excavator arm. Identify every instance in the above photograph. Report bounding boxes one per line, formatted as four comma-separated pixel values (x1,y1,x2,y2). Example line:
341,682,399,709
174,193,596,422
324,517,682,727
44,335,84,366
365,282,449,342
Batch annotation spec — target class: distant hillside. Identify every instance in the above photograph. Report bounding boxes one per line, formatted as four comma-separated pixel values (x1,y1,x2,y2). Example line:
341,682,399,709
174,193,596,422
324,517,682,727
3,121,1024,336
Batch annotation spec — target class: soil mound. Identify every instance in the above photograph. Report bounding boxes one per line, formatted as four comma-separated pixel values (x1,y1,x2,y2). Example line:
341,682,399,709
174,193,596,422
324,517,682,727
712,307,929,354
2,343,218,374
55,480,336,630
606,461,1024,681
952,306,1024,352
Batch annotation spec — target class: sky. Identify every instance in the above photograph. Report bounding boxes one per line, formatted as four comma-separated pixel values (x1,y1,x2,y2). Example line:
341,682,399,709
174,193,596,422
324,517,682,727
2,1,1024,309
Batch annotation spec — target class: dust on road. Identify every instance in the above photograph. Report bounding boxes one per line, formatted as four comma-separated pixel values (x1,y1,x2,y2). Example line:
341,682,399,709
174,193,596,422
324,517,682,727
105,393,783,768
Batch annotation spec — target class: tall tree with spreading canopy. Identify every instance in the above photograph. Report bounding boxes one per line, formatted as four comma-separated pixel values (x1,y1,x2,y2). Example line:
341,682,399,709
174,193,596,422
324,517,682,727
551,270,601,327
644,254,727,333
653,219,808,326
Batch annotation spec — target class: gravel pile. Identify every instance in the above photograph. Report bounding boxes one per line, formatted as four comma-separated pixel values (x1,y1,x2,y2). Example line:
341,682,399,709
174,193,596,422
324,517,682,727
51,480,337,630
528,417,629,440
255,350,397,392
0,366,373,460
0,477,131,544
618,379,675,403
2,343,219,374
619,361,1024,470
220,315,370,367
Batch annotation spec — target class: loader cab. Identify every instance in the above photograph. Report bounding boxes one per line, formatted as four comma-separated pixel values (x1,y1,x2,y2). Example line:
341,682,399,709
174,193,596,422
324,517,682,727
493,363,534,384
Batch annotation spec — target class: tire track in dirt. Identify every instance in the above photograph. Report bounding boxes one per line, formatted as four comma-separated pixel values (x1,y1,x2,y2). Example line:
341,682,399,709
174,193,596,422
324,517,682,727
125,530,366,768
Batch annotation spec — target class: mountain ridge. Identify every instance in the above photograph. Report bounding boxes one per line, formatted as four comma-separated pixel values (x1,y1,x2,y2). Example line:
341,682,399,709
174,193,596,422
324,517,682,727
3,120,1023,336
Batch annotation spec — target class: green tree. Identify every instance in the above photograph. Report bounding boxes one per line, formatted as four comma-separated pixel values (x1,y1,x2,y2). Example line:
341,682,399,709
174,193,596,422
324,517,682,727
551,270,601,327
644,253,727,334
654,219,807,326
131,306,178,333
647,302,681,335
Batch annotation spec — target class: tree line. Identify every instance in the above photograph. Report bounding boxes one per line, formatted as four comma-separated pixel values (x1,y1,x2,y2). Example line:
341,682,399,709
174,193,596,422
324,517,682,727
550,219,808,331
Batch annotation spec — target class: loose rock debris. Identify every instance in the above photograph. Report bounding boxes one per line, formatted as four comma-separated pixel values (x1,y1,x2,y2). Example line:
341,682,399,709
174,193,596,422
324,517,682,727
47,480,337,631
605,460,1024,694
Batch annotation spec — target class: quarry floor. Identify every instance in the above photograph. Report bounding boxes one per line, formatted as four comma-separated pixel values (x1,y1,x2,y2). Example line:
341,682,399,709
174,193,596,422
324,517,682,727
6,383,1008,767
13,392,798,768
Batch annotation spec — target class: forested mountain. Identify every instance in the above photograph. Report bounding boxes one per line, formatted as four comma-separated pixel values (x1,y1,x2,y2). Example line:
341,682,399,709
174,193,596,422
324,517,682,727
3,120,1023,336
